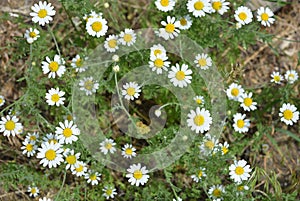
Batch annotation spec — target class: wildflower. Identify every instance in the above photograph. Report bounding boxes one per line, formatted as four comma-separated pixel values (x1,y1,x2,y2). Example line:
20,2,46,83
270,71,283,84
150,44,167,57
233,113,250,133
229,159,252,183
63,149,80,170
85,171,101,185
178,15,193,30
118,29,136,46
71,55,88,73
45,88,65,106
36,142,64,168
211,0,230,15
27,186,39,197
257,7,275,27
30,1,56,26
102,186,117,199
208,185,225,201
122,144,137,159
25,132,39,143
199,133,219,156
42,133,59,144
0,95,5,107
100,138,117,155
149,54,171,74
168,63,192,88
226,83,245,101
104,34,119,52
0,115,23,137
126,163,150,186
21,139,37,157
285,70,298,84
24,28,40,44
193,95,205,106
159,16,180,40
187,0,211,17
191,167,206,182
155,0,176,12
41,55,66,78
56,120,80,144
238,92,257,111
122,82,141,101
86,16,108,37
218,141,229,155
234,6,253,25
187,107,212,134
79,77,99,96
279,103,299,125
194,53,212,70
71,161,88,177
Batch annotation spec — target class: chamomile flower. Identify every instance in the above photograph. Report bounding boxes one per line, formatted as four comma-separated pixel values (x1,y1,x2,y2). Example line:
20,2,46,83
102,186,117,199
126,163,150,186
155,0,176,12
187,0,211,18
150,44,167,57
279,103,299,125
85,171,101,185
178,15,193,30
168,63,192,88
30,1,56,26
285,70,298,84
226,83,245,101
63,149,81,170
0,115,23,137
39,197,52,201
86,16,108,37
149,54,171,74
193,95,205,106
194,53,212,70
21,139,37,157
122,82,141,101
219,141,229,155
100,138,117,155
79,77,99,96
208,185,225,201
187,107,212,134
211,0,230,15
71,55,88,73
159,16,180,40
229,159,252,183
119,29,136,46
24,28,40,44
0,95,5,107
41,55,66,78
199,133,219,156
191,167,206,182
234,6,253,25
270,71,283,84
45,88,65,107
238,92,257,111
42,133,59,144
55,120,80,144
122,144,137,159
233,113,250,133
27,186,39,197
257,7,275,27
36,142,64,168
104,35,119,52
25,132,39,143
71,161,88,177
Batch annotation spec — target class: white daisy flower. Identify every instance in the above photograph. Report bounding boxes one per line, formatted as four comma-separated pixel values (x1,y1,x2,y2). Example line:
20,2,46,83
45,88,65,107
71,54,88,73
270,71,283,84
25,132,39,143
102,186,117,199
150,44,167,57
86,16,108,38
168,63,192,88
159,16,180,40
238,92,257,111
118,29,136,46
155,0,176,12
0,115,23,137
218,141,229,155
121,144,137,159
55,120,80,144
229,159,252,183
233,113,250,133
30,1,56,26
279,103,299,125
41,55,66,78
63,149,80,170
99,138,117,155
234,6,253,25
24,28,40,44
27,186,39,197
0,95,5,107
42,133,59,144
199,133,219,156
191,167,206,182
226,83,245,101
285,70,298,84
257,7,275,27
208,185,225,201
36,142,64,168
187,107,212,134
194,53,212,70
149,54,171,74
178,15,193,30
21,139,37,157
85,171,101,185
39,197,52,201
187,0,211,18
122,82,141,101
79,77,99,96
193,95,205,105
104,34,119,52
71,161,88,177
126,163,150,186
211,0,230,15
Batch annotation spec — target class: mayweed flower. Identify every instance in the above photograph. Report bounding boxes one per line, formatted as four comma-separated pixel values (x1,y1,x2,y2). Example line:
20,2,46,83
150,44,167,57
257,7,275,27
30,1,56,26
159,16,180,40
41,55,66,78
71,55,88,73
122,82,141,101
285,70,298,84
187,0,211,18
86,16,108,37
104,34,119,52
208,185,225,201
102,186,117,199
45,88,65,107
168,63,192,88
211,0,230,15
194,53,212,70
126,163,150,186
155,0,175,12
187,107,212,134
36,142,64,168
229,159,252,183
193,95,205,106
233,113,250,133
238,92,257,111
24,28,40,44
149,54,171,74
71,161,88,177
234,6,253,25
199,133,219,156
121,144,137,159
279,103,299,125
27,186,39,197
21,139,37,157
0,95,5,107
219,141,229,155
270,71,283,84
79,77,99,96
0,115,23,137
226,83,245,101
191,167,206,182
63,149,80,170
85,171,101,185
42,133,59,144
178,15,193,30
99,138,117,155
55,120,80,144
25,132,39,143
118,29,136,46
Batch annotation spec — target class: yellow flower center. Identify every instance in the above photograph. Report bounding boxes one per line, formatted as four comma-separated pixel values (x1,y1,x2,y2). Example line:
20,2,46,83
0,98,3,104
66,155,77,164
154,58,164,68
45,149,56,160
125,148,133,155
51,94,60,102
91,21,102,32
243,97,253,107
5,120,15,131
76,164,84,172
133,170,143,180
90,174,97,180
198,171,203,178
212,1,222,10
180,18,187,26
222,146,229,154
160,0,169,7
154,49,162,56
288,74,295,79
124,34,132,42
29,31,37,38
126,87,136,96
231,88,239,97
194,1,204,10
261,13,269,21
165,24,175,33
235,166,245,175
205,140,214,149
49,61,59,72
194,115,204,126
108,39,117,48
26,144,33,151
237,185,244,191
198,58,207,67
75,58,82,67
84,80,94,91
106,189,113,195
283,109,293,120
237,119,245,128
31,188,36,194
238,12,247,21
63,128,73,137
30,135,36,141
38,9,47,18
274,75,281,82
212,189,221,197
175,70,185,81
105,143,113,149
196,99,202,104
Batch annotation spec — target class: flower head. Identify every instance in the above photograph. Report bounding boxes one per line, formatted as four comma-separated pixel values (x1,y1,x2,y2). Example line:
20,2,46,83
226,83,245,101
104,35,119,52
168,63,192,88
155,0,176,12
211,0,230,15
193,95,205,106
178,15,193,30
41,55,66,78
0,95,5,107
100,138,117,155
187,0,211,17
233,113,250,133
191,167,206,182
0,115,23,137
208,185,225,201
257,7,275,27
122,144,137,159
71,55,88,73
79,77,99,96
36,142,64,168
71,161,88,177
279,103,299,125
24,28,40,44
238,92,257,111
270,71,283,84
63,149,80,170
119,29,136,46
199,133,218,156
194,53,212,70
126,163,150,186
229,159,252,183
102,186,117,199
122,82,141,101
158,16,180,40
30,1,56,26
45,88,65,106
21,139,37,157
149,54,171,74
56,120,80,144
150,44,167,57
218,141,229,155
86,16,108,38
28,186,39,197
85,170,101,185
187,108,212,134
285,70,298,84
234,6,253,25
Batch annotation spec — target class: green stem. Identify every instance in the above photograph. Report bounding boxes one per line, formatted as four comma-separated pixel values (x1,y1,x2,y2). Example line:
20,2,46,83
47,24,61,57
54,170,67,201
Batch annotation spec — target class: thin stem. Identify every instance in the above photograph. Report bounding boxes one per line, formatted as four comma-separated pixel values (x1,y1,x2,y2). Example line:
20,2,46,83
54,170,67,201
47,24,61,57
158,102,181,111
